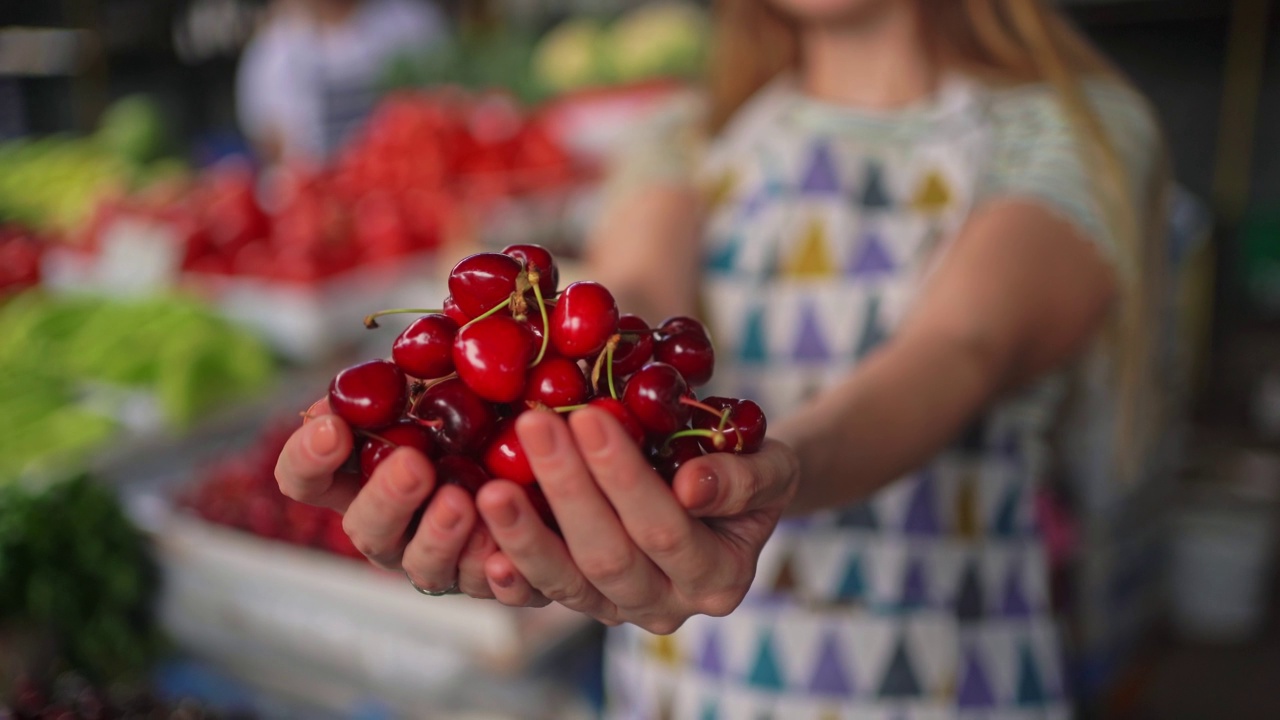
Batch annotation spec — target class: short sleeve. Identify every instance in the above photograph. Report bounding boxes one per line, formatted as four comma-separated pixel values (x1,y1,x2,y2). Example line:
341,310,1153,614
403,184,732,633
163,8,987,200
978,81,1161,272
600,90,708,207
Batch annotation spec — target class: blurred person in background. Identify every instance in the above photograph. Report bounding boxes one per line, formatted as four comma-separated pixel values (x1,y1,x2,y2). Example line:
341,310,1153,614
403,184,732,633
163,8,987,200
236,0,446,164
276,0,1170,716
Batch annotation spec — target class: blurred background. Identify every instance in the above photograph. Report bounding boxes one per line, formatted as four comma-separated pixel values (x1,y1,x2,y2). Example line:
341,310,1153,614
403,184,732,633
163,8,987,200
0,0,1277,718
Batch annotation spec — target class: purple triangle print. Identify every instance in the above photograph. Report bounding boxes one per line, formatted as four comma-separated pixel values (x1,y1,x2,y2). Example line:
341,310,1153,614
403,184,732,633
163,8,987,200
808,631,855,696
900,557,929,609
847,232,896,277
792,301,832,362
1001,561,1033,618
800,142,841,194
957,647,997,708
742,186,772,219
698,627,726,677
902,471,941,536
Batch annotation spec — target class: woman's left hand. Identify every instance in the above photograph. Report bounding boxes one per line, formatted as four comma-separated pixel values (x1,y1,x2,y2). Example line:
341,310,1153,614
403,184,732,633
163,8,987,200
474,407,800,634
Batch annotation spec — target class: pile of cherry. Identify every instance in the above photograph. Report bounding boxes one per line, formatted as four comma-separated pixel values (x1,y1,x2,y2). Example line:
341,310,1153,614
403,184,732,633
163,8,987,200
325,243,765,525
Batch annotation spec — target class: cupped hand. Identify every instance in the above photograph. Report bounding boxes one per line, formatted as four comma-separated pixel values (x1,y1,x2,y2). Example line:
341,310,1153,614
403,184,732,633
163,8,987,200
274,399,508,599
474,407,799,634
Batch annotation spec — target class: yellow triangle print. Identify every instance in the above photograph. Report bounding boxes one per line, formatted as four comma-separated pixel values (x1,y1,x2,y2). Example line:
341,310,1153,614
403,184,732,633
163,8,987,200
938,672,956,700
784,218,837,278
818,711,842,720
704,170,738,210
649,633,681,666
911,171,952,213
956,470,979,539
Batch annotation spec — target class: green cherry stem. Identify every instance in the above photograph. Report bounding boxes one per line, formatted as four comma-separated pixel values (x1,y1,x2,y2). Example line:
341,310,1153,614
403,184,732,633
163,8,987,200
530,273,551,366
462,296,513,328
363,308,442,329
606,337,619,400
716,407,732,432
678,397,745,451
550,403,587,413
664,427,726,452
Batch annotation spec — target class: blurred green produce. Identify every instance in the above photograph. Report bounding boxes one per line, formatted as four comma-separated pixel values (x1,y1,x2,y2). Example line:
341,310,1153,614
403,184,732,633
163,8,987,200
384,28,548,104
607,2,708,84
0,293,276,482
533,18,611,93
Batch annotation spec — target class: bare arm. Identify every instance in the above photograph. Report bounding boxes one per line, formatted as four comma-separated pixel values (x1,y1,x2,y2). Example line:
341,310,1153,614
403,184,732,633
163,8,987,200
774,199,1118,515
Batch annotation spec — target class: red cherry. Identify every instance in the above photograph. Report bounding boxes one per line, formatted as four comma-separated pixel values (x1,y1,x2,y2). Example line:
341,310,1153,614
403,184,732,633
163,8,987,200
437,454,490,495
442,295,471,325
412,377,497,455
360,420,437,479
659,316,710,340
502,243,559,298
453,315,536,403
612,314,654,377
648,436,704,481
621,362,690,435
448,252,522,318
692,397,768,453
392,314,458,379
654,330,715,387
328,359,408,429
550,281,619,359
481,417,535,484
524,356,589,408
586,397,644,444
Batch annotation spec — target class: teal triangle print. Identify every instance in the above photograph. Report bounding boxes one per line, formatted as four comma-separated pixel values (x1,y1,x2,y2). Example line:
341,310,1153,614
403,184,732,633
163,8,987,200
792,301,832,362
738,308,769,365
1017,643,1048,706
860,160,893,210
747,630,787,692
855,295,888,359
800,141,841,194
847,232,896,278
994,485,1021,537
705,237,740,274
835,502,877,529
836,555,869,601
902,470,941,536
899,557,929,609
699,699,719,720
954,560,984,622
808,631,855,696
957,647,997,708
876,638,922,699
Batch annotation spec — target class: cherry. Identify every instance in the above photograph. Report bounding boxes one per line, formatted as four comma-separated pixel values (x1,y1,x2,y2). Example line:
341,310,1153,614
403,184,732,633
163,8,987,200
692,396,768,453
586,397,645,444
659,316,710,340
649,436,704,481
392,313,458,379
550,281,619,359
448,252,522,318
412,377,497,455
436,454,490,495
481,417,535,484
328,359,408,429
654,329,715,387
360,420,437,479
453,315,536,403
442,295,471,325
621,362,691,435
502,243,559,298
612,314,654,377
524,356,589,408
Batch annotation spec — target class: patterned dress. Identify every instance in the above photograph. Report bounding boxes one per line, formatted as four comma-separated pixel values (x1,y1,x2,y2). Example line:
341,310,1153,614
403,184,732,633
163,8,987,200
602,75,1159,720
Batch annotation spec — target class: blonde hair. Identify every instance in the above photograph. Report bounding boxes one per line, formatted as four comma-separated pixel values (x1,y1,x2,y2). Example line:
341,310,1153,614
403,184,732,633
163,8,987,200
708,0,1169,481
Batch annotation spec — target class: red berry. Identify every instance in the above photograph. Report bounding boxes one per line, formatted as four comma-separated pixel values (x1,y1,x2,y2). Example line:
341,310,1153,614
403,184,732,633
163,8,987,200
691,397,768,453
502,243,559,298
659,316,709,340
392,313,458,379
328,359,408,429
612,314,654,377
586,397,644,444
648,436,703,481
453,315,536,403
437,454,490,495
448,252,522,318
412,377,497,455
442,295,471,325
549,281,619,359
654,329,715,387
360,420,437,479
481,417,535,484
524,356,589,408
621,362,690,435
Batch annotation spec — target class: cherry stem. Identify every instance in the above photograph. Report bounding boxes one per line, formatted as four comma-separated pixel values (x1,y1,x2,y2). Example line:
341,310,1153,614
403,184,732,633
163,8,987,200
530,273,550,366
680,396,724,418
550,403,587,413
664,427,725,452
716,407,732,432
463,296,512,328
299,411,397,445
606,337,619,400
678,397,745,452
363,308,441,329
407,415,444,430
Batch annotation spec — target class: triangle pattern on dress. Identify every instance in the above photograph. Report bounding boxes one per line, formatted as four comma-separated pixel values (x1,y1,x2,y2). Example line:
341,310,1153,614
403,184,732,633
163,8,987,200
698,626,726,677
699,698,720,720
854,294,889,360
738,307,769,365
899,557,930,609
1001,560,1033,618
993,484,1021,538
771,553,800,594
808,631,856,697
835,502,878,529
860,160,894,210
706,170,738,210
747,630,787,692
957,646,997,708
954,559,984,623
910,170,952,213
1016,643,1048,706
876,638,923,699
955,471,980,540
800,141,842,194
785,219,838,278
847,232,896,278
835,554,869,602
705,236,740,274
650,633,680,666
902,471,941,536
792,301,832,362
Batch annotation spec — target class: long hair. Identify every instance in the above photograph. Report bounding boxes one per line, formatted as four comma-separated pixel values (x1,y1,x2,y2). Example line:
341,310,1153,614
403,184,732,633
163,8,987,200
707,0,1169,481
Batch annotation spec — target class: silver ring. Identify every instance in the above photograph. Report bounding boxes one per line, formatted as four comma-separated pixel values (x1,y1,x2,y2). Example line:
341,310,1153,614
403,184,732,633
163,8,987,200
406,570,458,596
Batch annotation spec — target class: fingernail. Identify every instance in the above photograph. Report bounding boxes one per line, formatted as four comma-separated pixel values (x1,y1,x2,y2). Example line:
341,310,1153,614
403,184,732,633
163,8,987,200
519,414,557,458
493,572,514,588
307,417,338,457
575,411,609,455
489,498,520,528
391,450,422,494
687,471,719,513
434,494,463,531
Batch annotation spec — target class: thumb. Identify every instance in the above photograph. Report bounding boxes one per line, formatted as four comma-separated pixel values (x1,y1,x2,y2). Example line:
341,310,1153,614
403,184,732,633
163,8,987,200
674,439,798,518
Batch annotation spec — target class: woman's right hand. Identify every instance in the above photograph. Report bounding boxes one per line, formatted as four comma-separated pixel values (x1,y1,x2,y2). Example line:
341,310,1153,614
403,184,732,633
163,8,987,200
273,400,523,601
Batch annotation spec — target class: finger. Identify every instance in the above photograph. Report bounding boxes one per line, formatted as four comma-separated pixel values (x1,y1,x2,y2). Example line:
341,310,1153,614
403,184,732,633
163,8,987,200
342,447,437,569
477,480,617,620
568,408,719,588
275,414,359,512
401,484,475,594
515,411,666,608
301,397,332,421
484,552,551,608
673,439,799,518
456,526,499,599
